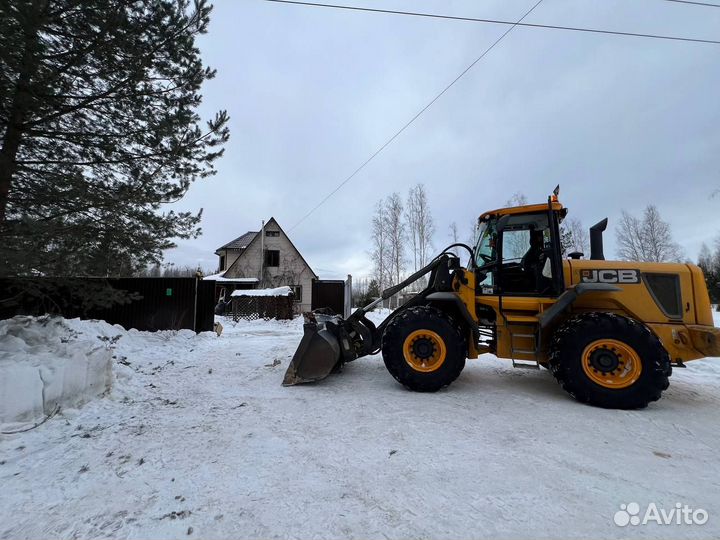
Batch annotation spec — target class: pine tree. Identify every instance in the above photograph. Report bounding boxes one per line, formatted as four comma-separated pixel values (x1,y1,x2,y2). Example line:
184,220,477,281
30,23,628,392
367,278,380,299
698,242,720,304
353,278,380,308
0,0,229,280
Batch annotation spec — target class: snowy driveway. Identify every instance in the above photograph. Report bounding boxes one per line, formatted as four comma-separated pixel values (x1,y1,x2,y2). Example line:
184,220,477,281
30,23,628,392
1,312,720,539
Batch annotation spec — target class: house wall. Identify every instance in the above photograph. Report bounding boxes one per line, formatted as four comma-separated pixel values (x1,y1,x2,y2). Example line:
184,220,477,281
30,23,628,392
223,222,315,313
216,248,243,272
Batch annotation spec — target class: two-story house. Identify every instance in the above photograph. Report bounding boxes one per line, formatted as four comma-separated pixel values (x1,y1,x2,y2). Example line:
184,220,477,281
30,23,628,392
210,217,318,313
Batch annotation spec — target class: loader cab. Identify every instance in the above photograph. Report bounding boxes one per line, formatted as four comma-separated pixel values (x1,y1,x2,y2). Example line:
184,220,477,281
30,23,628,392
472,202,565,297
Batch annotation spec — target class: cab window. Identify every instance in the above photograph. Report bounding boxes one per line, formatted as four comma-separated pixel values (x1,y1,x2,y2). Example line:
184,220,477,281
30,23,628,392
502,229,531,263
474,213,559,296
474,220,496,267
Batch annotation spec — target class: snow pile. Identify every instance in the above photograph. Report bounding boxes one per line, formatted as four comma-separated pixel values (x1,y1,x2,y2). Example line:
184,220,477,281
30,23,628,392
203,271,258,283
0,316,120,424
231,286,292,297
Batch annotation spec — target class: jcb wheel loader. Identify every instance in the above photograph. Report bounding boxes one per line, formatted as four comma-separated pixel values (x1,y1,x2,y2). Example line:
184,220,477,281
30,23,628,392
283,190,720,409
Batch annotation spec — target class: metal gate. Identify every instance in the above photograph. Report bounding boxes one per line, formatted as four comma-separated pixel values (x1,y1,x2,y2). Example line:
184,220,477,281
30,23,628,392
311,280,345,315
0,277,216,332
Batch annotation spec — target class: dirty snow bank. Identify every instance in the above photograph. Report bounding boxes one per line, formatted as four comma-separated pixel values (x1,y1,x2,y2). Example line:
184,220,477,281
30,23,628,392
0,316,121,424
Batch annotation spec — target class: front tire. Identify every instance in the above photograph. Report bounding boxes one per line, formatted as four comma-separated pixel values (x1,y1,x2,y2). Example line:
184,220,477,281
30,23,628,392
381,306,466,392
549,313,671,409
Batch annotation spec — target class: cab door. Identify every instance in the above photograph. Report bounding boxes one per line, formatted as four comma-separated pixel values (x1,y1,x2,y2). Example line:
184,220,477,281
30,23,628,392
473,209,564,359
475,211,563,299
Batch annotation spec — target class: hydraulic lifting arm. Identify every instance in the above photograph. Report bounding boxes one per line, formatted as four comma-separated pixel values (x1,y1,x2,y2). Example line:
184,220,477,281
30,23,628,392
283,252,462,385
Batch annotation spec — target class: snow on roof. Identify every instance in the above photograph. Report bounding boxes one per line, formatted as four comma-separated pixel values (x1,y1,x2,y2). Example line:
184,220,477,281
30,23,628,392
231,286,293,297
203,272,258,283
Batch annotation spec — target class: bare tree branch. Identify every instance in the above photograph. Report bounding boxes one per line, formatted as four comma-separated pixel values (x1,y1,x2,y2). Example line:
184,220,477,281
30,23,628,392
615,205,683,262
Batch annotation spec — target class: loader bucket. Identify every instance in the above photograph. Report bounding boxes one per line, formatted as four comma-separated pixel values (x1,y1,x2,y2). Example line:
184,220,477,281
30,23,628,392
282,314,343,386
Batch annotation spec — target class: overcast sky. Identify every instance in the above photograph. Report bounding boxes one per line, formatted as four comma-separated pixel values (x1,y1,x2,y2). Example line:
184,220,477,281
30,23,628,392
164,0,720,279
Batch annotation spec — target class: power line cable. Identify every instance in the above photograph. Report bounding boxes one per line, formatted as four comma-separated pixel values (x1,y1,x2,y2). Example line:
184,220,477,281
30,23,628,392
265,0,720,46
662,0,720,7
275,0,720,229
286,0,545,231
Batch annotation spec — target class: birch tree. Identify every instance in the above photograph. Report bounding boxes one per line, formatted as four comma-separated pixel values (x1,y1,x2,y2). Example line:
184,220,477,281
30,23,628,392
506,192,528,206
448,222,459,256
370,200,389,291
503,192,529,259
385,192,406,286
405,183,434,271
615,205,683,262
468,218,480,247
561,216,590,256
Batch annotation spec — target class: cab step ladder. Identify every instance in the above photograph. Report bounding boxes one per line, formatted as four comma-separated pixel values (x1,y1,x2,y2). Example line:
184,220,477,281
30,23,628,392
505,315,541,370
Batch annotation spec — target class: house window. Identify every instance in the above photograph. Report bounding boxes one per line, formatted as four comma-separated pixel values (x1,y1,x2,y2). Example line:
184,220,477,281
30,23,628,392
219,255,225,271
265,230,280,237
265,250,280,267
291,285,302,302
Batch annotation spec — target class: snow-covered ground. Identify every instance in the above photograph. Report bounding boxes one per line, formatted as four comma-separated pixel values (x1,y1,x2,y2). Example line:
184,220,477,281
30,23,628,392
1,310,719,539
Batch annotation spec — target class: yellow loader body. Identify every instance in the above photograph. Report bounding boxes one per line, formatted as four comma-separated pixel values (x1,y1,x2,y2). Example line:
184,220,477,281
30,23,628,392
463,259,719,365
285,190,719,409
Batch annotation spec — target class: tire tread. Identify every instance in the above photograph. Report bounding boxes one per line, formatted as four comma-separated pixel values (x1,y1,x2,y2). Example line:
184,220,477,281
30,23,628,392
382,306,466,392
549,312,671,409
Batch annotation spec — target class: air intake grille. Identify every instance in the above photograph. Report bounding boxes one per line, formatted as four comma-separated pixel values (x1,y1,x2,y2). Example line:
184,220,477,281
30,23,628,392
643,273,682,319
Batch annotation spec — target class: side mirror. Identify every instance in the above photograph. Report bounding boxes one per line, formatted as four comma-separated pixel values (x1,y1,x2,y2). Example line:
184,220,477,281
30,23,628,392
496,214,511,233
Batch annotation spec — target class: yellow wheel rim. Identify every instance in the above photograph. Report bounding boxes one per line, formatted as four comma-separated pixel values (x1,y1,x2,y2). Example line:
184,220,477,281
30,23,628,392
581,339,642,389
403,329,447,373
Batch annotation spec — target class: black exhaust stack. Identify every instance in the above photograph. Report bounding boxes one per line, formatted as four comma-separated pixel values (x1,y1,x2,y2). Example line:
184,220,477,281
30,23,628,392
589,218,608,260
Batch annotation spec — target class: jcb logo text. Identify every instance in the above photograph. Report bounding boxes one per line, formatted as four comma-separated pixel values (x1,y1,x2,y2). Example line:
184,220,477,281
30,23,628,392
580,269,640,284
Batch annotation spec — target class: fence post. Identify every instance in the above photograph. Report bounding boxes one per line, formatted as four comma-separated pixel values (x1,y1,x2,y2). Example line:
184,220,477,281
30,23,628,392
193,276,199,332
344,274,352,318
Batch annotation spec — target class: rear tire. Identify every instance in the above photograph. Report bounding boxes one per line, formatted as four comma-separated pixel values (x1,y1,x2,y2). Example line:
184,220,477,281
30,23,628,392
549,313,671,409
382,306,466,392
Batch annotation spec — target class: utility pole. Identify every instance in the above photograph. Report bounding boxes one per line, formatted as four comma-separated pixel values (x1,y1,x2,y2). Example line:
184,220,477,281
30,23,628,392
259,219,265,287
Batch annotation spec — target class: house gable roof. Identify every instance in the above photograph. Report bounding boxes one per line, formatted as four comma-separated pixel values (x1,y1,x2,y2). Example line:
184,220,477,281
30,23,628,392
216,231,258,252
223,217,318,279
270,217,318,279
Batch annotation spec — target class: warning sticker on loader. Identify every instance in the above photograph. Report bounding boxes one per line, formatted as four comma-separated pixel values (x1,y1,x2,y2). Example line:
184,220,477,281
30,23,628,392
580,269,640,284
